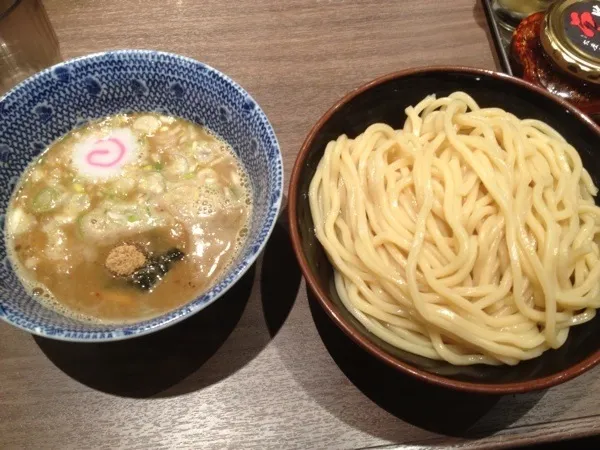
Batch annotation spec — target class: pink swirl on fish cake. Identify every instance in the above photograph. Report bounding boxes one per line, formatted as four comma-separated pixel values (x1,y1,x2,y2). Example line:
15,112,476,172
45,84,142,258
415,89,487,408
85,137,126,167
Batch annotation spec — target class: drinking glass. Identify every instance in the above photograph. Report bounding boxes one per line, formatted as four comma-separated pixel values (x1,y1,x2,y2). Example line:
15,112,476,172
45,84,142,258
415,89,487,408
0,0,60,94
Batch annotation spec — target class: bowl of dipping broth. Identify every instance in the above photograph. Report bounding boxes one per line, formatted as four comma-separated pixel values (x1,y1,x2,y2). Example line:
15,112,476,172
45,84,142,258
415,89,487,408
0,50,283,341
289,66,600,393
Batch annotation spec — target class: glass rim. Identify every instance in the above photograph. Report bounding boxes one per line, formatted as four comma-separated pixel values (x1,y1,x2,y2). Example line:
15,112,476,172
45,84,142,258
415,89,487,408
0,0,23,22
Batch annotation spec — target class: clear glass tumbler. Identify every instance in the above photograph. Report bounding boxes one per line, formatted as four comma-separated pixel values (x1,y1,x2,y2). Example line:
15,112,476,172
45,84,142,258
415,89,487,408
0,0,61,94
493,0,557,30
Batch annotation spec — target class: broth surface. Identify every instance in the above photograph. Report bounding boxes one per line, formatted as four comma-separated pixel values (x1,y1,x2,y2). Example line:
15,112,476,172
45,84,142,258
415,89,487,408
6,113,252,323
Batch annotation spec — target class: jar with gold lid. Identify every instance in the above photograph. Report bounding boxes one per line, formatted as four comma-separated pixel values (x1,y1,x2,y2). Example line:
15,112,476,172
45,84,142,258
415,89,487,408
511,0,600,118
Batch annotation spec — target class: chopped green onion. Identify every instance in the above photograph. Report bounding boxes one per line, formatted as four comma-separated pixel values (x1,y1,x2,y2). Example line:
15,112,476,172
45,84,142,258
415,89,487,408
30,187,60,213
127,215,139,223
76,213,86,239
101,188,126,200
230,184,245,199
183,173,195,179
143,162,164,172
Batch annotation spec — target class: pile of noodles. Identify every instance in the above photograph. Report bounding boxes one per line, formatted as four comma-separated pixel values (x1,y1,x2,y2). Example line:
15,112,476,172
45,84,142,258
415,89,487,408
309,92,600,365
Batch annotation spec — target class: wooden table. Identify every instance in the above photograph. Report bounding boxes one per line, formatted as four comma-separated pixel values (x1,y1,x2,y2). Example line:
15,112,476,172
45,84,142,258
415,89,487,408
1,1,599,448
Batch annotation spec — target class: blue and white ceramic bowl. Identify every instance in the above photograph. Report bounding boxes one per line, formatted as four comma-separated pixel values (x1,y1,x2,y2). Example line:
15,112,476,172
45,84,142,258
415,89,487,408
0,50,283,342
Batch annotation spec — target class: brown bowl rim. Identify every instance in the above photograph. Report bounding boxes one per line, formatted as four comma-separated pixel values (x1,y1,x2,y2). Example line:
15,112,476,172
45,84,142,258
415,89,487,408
288,65,600,394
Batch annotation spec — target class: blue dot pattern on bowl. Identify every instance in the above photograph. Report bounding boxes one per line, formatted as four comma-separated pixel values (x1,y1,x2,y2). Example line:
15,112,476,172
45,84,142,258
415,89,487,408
0,50,283,341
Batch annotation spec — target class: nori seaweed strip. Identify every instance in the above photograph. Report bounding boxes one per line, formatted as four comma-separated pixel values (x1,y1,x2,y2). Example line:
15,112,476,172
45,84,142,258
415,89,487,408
130,248,185,291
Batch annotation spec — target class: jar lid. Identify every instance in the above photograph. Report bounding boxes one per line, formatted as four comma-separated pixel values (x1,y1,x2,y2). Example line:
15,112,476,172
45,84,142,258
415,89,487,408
541,0,600,83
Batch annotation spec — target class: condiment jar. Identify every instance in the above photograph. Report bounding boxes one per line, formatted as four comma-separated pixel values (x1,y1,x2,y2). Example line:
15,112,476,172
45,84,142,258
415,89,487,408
511,0,600,118
493,0,556,31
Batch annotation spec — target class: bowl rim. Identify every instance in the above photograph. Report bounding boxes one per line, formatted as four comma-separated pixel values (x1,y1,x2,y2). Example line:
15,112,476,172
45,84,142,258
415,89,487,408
0,49,284,342
288,65,600,394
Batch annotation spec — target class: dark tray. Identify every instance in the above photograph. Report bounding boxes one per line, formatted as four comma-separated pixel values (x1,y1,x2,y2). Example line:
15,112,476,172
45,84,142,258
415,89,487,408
481,0,514,75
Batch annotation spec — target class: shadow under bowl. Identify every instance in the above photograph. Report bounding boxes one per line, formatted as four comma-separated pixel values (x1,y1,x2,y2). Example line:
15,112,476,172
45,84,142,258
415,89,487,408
288,66,600,394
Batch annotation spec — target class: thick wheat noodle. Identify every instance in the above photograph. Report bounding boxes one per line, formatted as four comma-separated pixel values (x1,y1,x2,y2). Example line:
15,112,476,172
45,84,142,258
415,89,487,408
308,92,600,365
